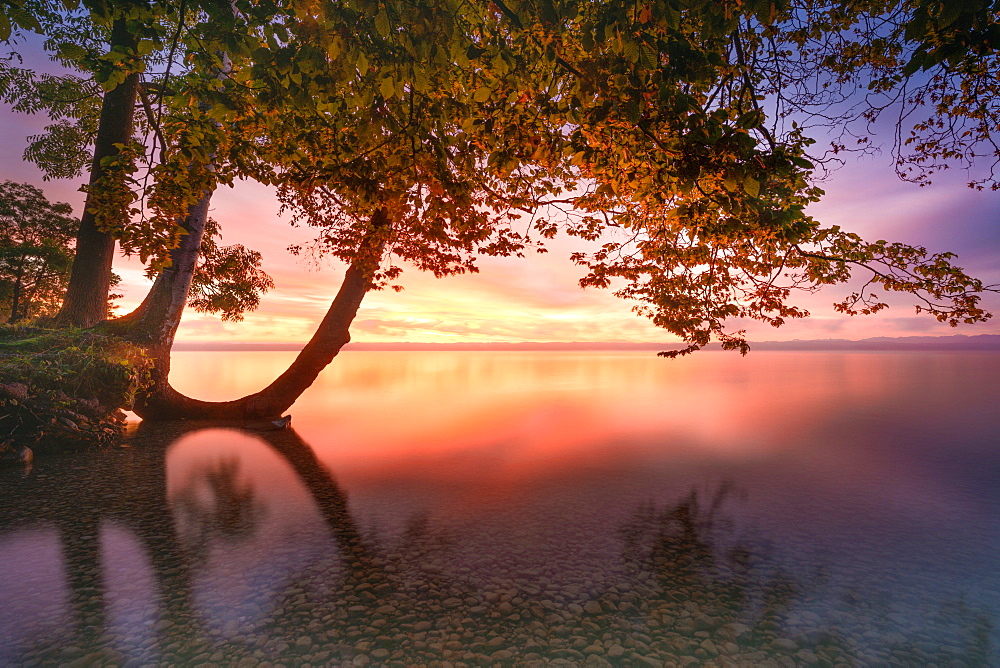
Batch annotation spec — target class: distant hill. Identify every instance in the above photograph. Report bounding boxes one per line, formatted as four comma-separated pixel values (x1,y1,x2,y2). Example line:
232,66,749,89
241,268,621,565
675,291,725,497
171,334,1000,352
747,334,1000,351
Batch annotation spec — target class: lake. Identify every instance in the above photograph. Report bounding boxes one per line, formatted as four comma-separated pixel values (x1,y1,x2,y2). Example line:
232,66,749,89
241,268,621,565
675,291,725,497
1,350,998,665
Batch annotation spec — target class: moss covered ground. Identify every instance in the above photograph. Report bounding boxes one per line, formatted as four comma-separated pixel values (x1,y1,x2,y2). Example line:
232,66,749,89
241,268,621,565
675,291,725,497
0,325,151,460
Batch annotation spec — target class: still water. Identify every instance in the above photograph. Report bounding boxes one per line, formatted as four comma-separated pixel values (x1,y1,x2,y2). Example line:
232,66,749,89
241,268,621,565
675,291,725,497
1,351,998,666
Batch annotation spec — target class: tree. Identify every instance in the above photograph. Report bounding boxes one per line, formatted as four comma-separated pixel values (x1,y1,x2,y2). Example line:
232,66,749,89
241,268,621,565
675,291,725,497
131,0,999,420
49,6,150,327
3,1,998,422
2,1,275,329
0,60,102,181
2,1,264,327
0,180,76,322
0,180,128,323
186,218,275,322
125,0,572,418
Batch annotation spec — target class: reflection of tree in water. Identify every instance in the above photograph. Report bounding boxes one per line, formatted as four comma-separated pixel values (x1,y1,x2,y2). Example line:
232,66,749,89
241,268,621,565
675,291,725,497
613,483,993,666
0,431,207,665
264,475,995,666
1,426,994,665
616,483,833,663
171,456,266,566
622,482,746,586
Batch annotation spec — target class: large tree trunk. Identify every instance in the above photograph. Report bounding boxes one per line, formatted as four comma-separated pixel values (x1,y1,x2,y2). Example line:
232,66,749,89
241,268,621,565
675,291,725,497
109,25,234,348
132,210,388,421
87,7,384,423
106,20,223,405
55,18,140,328
107,191,212,354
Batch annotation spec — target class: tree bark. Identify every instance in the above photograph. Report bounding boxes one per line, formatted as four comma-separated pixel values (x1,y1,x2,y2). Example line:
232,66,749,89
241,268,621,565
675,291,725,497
9,273,22,322
55,18,140,328
107,17,236,358
132,210,388,421
105,17,223,405
107,191,212,355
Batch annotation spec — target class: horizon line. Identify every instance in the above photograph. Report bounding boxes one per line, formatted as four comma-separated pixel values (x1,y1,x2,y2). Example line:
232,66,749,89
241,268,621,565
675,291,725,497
171,333,1000,352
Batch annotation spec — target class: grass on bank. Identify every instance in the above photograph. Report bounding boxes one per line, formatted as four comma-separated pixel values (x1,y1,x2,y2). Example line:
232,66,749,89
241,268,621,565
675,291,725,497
0,324,151,458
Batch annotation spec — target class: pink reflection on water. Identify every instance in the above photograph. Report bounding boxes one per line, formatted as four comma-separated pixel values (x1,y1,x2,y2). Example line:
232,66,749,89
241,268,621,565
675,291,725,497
166,349,912,527
163,351,1000,571
0,529,73,659
165,430,345,632
169,351,896,465
1,350,996,663
164,350,952,549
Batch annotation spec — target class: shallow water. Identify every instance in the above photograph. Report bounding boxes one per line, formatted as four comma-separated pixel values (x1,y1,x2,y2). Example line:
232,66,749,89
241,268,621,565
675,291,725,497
1,351,998,665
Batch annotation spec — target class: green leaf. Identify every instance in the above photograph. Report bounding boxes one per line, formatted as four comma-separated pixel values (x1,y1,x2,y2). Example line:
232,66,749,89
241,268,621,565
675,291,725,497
639,45,657,69
327,36,343,59
473,86,491,103
379,76,395,99
623,40,640,64
902,49,926,76
736,110,764,129
374,10,390,39
413,67,430,93
58,43,88,60
664,6,680,30
8,6,41,33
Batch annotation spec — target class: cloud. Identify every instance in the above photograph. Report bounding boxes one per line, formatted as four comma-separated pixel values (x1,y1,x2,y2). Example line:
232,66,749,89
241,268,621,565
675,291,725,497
809,159,1000,269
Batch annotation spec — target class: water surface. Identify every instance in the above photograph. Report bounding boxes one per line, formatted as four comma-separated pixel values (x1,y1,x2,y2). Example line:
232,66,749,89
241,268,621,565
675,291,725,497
1,351,998,665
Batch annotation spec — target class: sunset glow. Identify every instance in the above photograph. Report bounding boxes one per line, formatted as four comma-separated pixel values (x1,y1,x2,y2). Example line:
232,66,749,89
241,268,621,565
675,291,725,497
169,349,908,463
2,107,998,345
3,3,1000,665
154,169,1000,344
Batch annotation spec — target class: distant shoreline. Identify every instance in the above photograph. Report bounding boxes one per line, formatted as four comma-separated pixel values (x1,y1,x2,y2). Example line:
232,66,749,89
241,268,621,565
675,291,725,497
171,334,1000,352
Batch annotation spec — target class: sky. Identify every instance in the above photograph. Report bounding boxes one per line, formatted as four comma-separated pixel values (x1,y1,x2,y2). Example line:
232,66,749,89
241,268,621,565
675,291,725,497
2,43,998,345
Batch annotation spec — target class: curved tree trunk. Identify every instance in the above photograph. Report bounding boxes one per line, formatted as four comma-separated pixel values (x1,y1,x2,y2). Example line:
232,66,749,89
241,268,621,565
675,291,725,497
55,18,140,328
131,210,388,421
109,6,233,350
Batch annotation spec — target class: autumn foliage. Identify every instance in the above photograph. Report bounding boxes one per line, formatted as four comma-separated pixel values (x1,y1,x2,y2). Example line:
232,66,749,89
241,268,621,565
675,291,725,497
0,0,996,421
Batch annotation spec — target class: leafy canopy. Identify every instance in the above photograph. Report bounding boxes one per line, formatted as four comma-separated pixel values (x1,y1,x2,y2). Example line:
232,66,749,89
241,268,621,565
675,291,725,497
245,0,996,354
2,0,278,321
2,0,996,352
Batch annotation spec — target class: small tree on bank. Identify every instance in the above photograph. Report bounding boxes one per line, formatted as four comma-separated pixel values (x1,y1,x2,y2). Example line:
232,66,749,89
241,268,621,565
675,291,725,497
0,180,76,322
